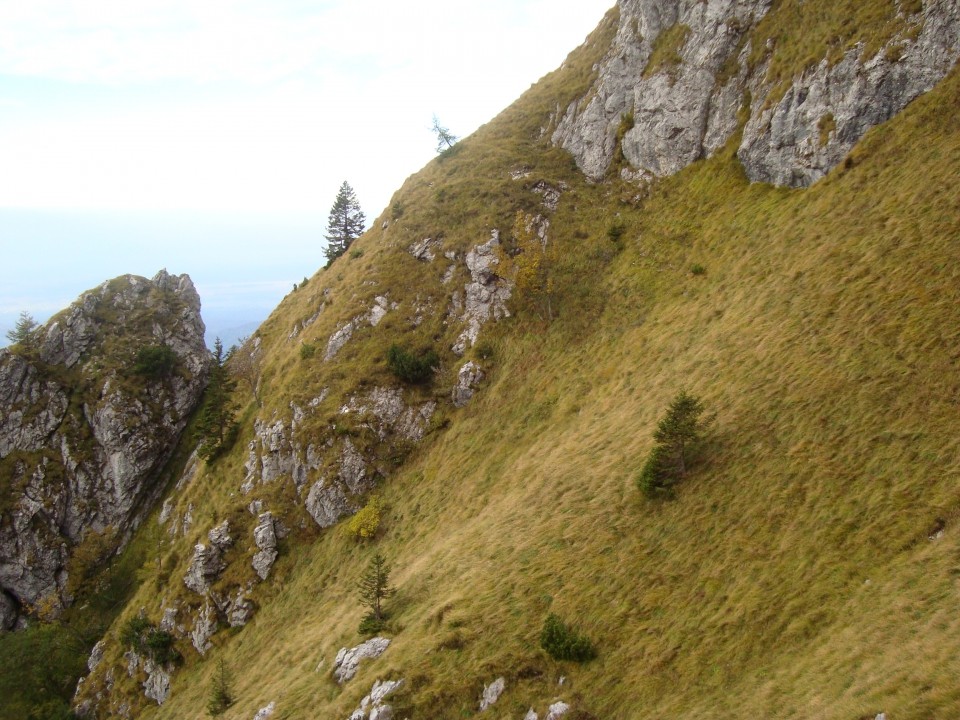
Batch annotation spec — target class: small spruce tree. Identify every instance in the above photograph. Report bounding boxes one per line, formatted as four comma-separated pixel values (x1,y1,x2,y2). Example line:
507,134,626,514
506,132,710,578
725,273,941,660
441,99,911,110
6,311,38,349
638,390,711,497
196,338,238,461
206,658,234,716
324,181,366,264
357,553,395,624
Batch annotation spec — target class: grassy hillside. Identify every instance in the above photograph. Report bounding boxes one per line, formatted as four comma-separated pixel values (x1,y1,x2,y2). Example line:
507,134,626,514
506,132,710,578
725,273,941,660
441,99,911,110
73,6,960,719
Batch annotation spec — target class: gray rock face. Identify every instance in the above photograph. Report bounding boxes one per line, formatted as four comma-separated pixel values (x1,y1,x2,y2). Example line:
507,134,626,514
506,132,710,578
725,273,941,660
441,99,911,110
740,0,960,186
553,0,960,187
183,543,225,594
0,271,209,629
453,231,513,355
87,639,106,673
332,636,391,683
0,590,18,631
409,238,440,262
553,0,771,181
480,677,506,711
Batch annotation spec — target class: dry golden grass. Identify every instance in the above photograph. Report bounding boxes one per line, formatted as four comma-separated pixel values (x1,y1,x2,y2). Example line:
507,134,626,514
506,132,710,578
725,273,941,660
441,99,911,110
95,28,960,720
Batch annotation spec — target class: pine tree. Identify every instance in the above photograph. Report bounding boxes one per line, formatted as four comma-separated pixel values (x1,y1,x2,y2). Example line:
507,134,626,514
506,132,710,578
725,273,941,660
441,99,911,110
357,553,395,622
324,181,366,264
196,338,238,461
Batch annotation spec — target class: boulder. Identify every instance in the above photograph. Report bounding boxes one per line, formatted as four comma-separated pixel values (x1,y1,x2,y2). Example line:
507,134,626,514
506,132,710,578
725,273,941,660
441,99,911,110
480,677,505,711
332,637,391,683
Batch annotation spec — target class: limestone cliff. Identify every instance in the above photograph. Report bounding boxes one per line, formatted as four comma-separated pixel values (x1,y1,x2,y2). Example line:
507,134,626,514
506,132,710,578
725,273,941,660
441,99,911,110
0,270,209,630
553,0,960,186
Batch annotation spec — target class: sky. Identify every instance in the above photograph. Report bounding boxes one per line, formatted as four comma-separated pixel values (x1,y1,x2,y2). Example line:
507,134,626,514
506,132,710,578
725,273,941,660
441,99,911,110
0,0,612,344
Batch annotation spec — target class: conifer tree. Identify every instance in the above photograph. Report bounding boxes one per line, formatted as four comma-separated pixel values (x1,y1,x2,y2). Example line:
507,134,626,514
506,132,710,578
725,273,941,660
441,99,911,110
6,311,38,348
430,115,459,153
196,338,238,461
638,390,712,497
324,181,366,264
357,553,395,622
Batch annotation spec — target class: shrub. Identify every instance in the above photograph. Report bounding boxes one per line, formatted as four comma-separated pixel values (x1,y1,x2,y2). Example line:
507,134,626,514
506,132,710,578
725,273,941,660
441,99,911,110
473,340,495,361
606,223,626,242
387,344,438,384
691,263,706,276
358,612,387,636
300,342,316,360
348,496,382,540
540,613,596,662
133,344,178,378
120,615,179,664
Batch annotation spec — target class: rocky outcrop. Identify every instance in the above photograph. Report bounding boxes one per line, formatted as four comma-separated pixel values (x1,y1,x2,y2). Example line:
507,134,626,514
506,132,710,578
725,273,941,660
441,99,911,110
0,270,210,628
740,0,960,186
333,637,391,683
553,0,960,187
452,231,513,355
340,386,437,442
190,602,218,655
243,387,432,531
252,512,280,580
453,361,485,407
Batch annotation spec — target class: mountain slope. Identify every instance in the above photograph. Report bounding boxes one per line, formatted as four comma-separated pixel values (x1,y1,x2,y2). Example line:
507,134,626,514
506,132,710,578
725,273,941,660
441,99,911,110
70,2,960,719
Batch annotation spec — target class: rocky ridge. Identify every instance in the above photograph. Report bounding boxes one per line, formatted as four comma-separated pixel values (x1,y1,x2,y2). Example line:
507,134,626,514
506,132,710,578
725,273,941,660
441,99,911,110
0,270,209,630
553,0,960,187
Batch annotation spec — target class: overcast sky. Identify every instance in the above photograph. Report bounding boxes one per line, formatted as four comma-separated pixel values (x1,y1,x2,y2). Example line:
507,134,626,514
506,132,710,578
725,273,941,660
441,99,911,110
0,0,612,342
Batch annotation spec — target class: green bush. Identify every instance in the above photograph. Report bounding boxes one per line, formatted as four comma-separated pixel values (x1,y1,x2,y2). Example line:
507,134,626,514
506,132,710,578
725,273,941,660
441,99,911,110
120,615,180,664
358,611,387,636
606,223,626,242
133,344,178,378
387,344,438,384
300,342,316,360
540,613,596,662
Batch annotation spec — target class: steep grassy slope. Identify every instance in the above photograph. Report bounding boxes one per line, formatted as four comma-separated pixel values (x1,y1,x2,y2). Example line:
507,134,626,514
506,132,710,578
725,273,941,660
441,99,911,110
71,6,960,719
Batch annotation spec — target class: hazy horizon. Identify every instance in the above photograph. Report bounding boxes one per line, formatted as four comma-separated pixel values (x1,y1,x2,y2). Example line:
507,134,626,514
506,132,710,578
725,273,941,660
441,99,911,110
1,0,612,346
